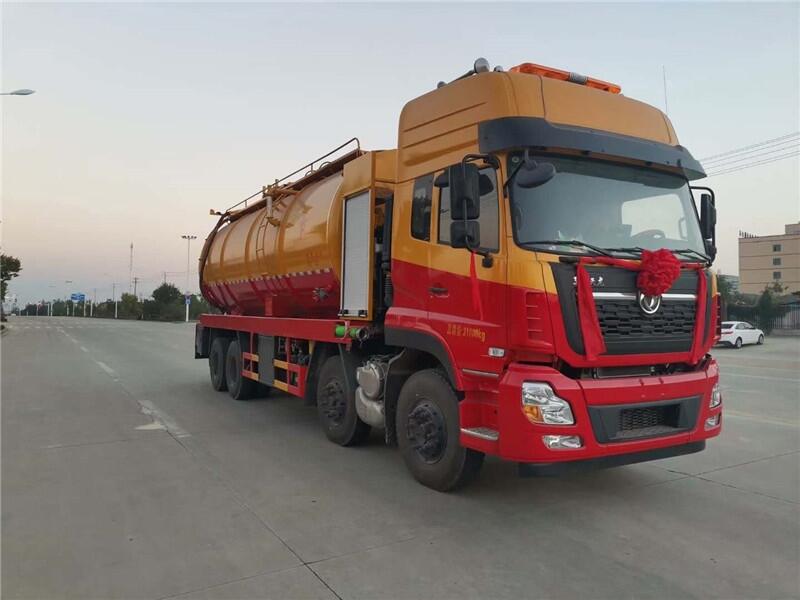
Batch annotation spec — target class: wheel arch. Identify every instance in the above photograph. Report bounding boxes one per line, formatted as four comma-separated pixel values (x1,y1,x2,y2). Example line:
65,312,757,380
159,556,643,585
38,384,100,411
384,327,460,389
383,347,459,446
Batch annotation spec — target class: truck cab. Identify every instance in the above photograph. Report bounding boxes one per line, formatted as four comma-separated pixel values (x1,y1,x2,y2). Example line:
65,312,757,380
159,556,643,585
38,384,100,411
385,60,721,476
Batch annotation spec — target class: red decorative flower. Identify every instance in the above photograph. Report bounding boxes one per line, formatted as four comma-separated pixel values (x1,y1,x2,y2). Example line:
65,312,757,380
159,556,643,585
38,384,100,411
637,249,681,297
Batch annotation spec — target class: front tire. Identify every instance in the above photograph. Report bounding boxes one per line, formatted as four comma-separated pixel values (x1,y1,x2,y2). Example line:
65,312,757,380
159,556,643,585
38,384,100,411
734,337,743,349
225,339,257,401
316,355,370,446
209,336,231,391
758,334,764,345
397,369,484,492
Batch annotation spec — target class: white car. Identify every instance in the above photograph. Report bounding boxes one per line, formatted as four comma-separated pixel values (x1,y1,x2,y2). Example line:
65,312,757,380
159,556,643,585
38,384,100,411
719,321,764,349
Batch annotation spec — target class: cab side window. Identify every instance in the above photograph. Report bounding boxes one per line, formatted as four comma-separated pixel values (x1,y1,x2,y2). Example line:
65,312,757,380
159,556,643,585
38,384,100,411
438,167,499,251
410,174,434,241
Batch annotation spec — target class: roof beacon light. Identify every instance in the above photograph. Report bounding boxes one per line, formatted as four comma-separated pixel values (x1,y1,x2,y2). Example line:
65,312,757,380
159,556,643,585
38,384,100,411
510,62,621,94
473,58,490,74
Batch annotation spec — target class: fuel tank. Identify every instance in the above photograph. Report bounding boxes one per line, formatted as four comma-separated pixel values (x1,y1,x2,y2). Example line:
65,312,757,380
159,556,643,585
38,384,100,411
200,172,345,317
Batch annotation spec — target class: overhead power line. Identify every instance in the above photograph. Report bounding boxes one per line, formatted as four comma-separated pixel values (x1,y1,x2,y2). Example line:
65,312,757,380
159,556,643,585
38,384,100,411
703,141,800,169
700,132,800,178
702,138,799,168
700,132,799,163
705,150,800,177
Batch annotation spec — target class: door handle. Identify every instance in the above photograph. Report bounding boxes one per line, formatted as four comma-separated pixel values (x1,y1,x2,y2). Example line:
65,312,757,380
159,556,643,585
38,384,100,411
429,286,448,296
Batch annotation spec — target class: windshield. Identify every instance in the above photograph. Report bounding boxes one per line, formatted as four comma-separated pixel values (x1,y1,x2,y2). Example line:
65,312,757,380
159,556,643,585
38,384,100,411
509,154,706,257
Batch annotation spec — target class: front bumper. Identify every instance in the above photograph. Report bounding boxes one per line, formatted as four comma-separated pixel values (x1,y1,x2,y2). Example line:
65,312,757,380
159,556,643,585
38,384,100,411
518,441,706,476
459,358,721,465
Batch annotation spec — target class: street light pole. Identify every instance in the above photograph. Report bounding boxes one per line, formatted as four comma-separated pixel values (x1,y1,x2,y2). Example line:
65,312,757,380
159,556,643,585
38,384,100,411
181,234,197,323
113,282,118,319
64,280,72,317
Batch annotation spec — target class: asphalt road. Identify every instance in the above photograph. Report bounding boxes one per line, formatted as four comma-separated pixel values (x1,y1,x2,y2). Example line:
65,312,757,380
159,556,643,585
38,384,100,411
2,317,799,600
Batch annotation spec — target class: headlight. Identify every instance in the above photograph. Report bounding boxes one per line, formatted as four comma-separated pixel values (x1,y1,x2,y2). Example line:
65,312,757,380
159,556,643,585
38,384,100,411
521,382,575,425
710,383,722,408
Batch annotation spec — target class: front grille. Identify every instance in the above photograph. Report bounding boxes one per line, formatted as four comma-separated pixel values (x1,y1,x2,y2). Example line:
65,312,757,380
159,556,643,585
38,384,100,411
588,397,699,443
597,300,696,341
614,404,681,440
620,405,679,429
551,263,707,356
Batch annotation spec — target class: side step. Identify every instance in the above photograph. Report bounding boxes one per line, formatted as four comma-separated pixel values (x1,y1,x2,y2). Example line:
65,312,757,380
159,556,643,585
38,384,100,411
460,427,499,442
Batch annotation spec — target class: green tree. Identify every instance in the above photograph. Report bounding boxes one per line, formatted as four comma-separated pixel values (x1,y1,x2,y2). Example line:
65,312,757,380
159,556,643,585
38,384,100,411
189,294,217,319
119,293,141,319
716,272,736,305
755,285,788,335
152,283,182,305
767,281,786,295
1,254,22,303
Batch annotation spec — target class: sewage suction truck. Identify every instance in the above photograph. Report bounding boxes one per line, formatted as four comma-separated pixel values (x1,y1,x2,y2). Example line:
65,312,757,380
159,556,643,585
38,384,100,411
195,58,722,491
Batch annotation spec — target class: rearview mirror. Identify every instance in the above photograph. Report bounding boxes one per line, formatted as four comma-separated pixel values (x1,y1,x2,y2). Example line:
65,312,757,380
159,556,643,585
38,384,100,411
700,193,716,237
435,170,493,195
448,163,480,220
517,161,556,189
450,220,480,249
699,192,717,260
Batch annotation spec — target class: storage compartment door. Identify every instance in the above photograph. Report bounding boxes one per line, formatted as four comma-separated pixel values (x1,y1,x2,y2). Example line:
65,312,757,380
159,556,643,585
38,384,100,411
341,190,372,318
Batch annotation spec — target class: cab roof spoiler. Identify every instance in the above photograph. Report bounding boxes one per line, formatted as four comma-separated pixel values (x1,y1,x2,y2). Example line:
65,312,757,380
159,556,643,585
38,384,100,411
478,117,706,181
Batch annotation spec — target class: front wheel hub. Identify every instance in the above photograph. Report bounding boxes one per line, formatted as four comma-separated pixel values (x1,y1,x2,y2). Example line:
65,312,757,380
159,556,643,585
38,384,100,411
407,400,447,464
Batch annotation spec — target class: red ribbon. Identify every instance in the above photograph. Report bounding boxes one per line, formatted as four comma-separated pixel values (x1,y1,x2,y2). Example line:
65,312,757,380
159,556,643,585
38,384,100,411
576,250,707,363
470,251,484,321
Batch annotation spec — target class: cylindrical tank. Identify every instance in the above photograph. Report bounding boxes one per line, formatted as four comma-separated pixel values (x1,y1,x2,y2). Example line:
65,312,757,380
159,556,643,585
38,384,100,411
200,172,345,317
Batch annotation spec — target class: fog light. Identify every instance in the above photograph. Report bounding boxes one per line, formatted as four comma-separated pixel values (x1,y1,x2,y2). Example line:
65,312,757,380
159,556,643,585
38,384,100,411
543,435,582,449
710,383,722,408
522,382,575,425
704,414,720,430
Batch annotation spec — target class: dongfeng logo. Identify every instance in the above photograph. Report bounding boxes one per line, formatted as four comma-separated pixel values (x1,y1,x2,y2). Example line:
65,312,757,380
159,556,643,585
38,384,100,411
638,292,662,315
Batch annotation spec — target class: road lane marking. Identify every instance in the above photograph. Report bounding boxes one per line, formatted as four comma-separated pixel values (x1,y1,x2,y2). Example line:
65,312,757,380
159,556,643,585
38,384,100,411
92,359,190,438
723,409,799,428
138,399,189,438
720,372,800,383
79,346,88,353
719,363,800,373
95,360,119,381
136,421,166,431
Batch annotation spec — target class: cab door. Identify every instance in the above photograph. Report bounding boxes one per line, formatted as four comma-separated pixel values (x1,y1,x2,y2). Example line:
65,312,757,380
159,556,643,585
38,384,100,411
427,164,508,376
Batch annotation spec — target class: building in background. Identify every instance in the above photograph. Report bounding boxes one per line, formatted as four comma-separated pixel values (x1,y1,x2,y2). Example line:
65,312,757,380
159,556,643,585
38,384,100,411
738,223,800,294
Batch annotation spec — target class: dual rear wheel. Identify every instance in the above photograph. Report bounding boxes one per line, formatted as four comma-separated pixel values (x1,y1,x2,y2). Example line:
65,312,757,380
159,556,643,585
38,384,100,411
208,337,262,401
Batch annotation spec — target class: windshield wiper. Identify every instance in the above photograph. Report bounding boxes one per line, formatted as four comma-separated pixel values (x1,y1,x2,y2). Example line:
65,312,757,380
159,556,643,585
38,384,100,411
605,246,645,257
518,240,613,257
673,248,711,263
606,246,711,263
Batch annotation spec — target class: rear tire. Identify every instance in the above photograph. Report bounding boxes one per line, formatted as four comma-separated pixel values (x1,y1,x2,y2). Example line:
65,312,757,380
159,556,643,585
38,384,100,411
758,334,764,345
209,336,231,391
316,355,370,446
225,339,257,401
734,337,743,349
397,369,484,492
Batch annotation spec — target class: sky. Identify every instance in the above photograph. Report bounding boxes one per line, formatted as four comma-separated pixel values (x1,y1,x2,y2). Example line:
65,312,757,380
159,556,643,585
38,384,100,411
2,2,799,305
